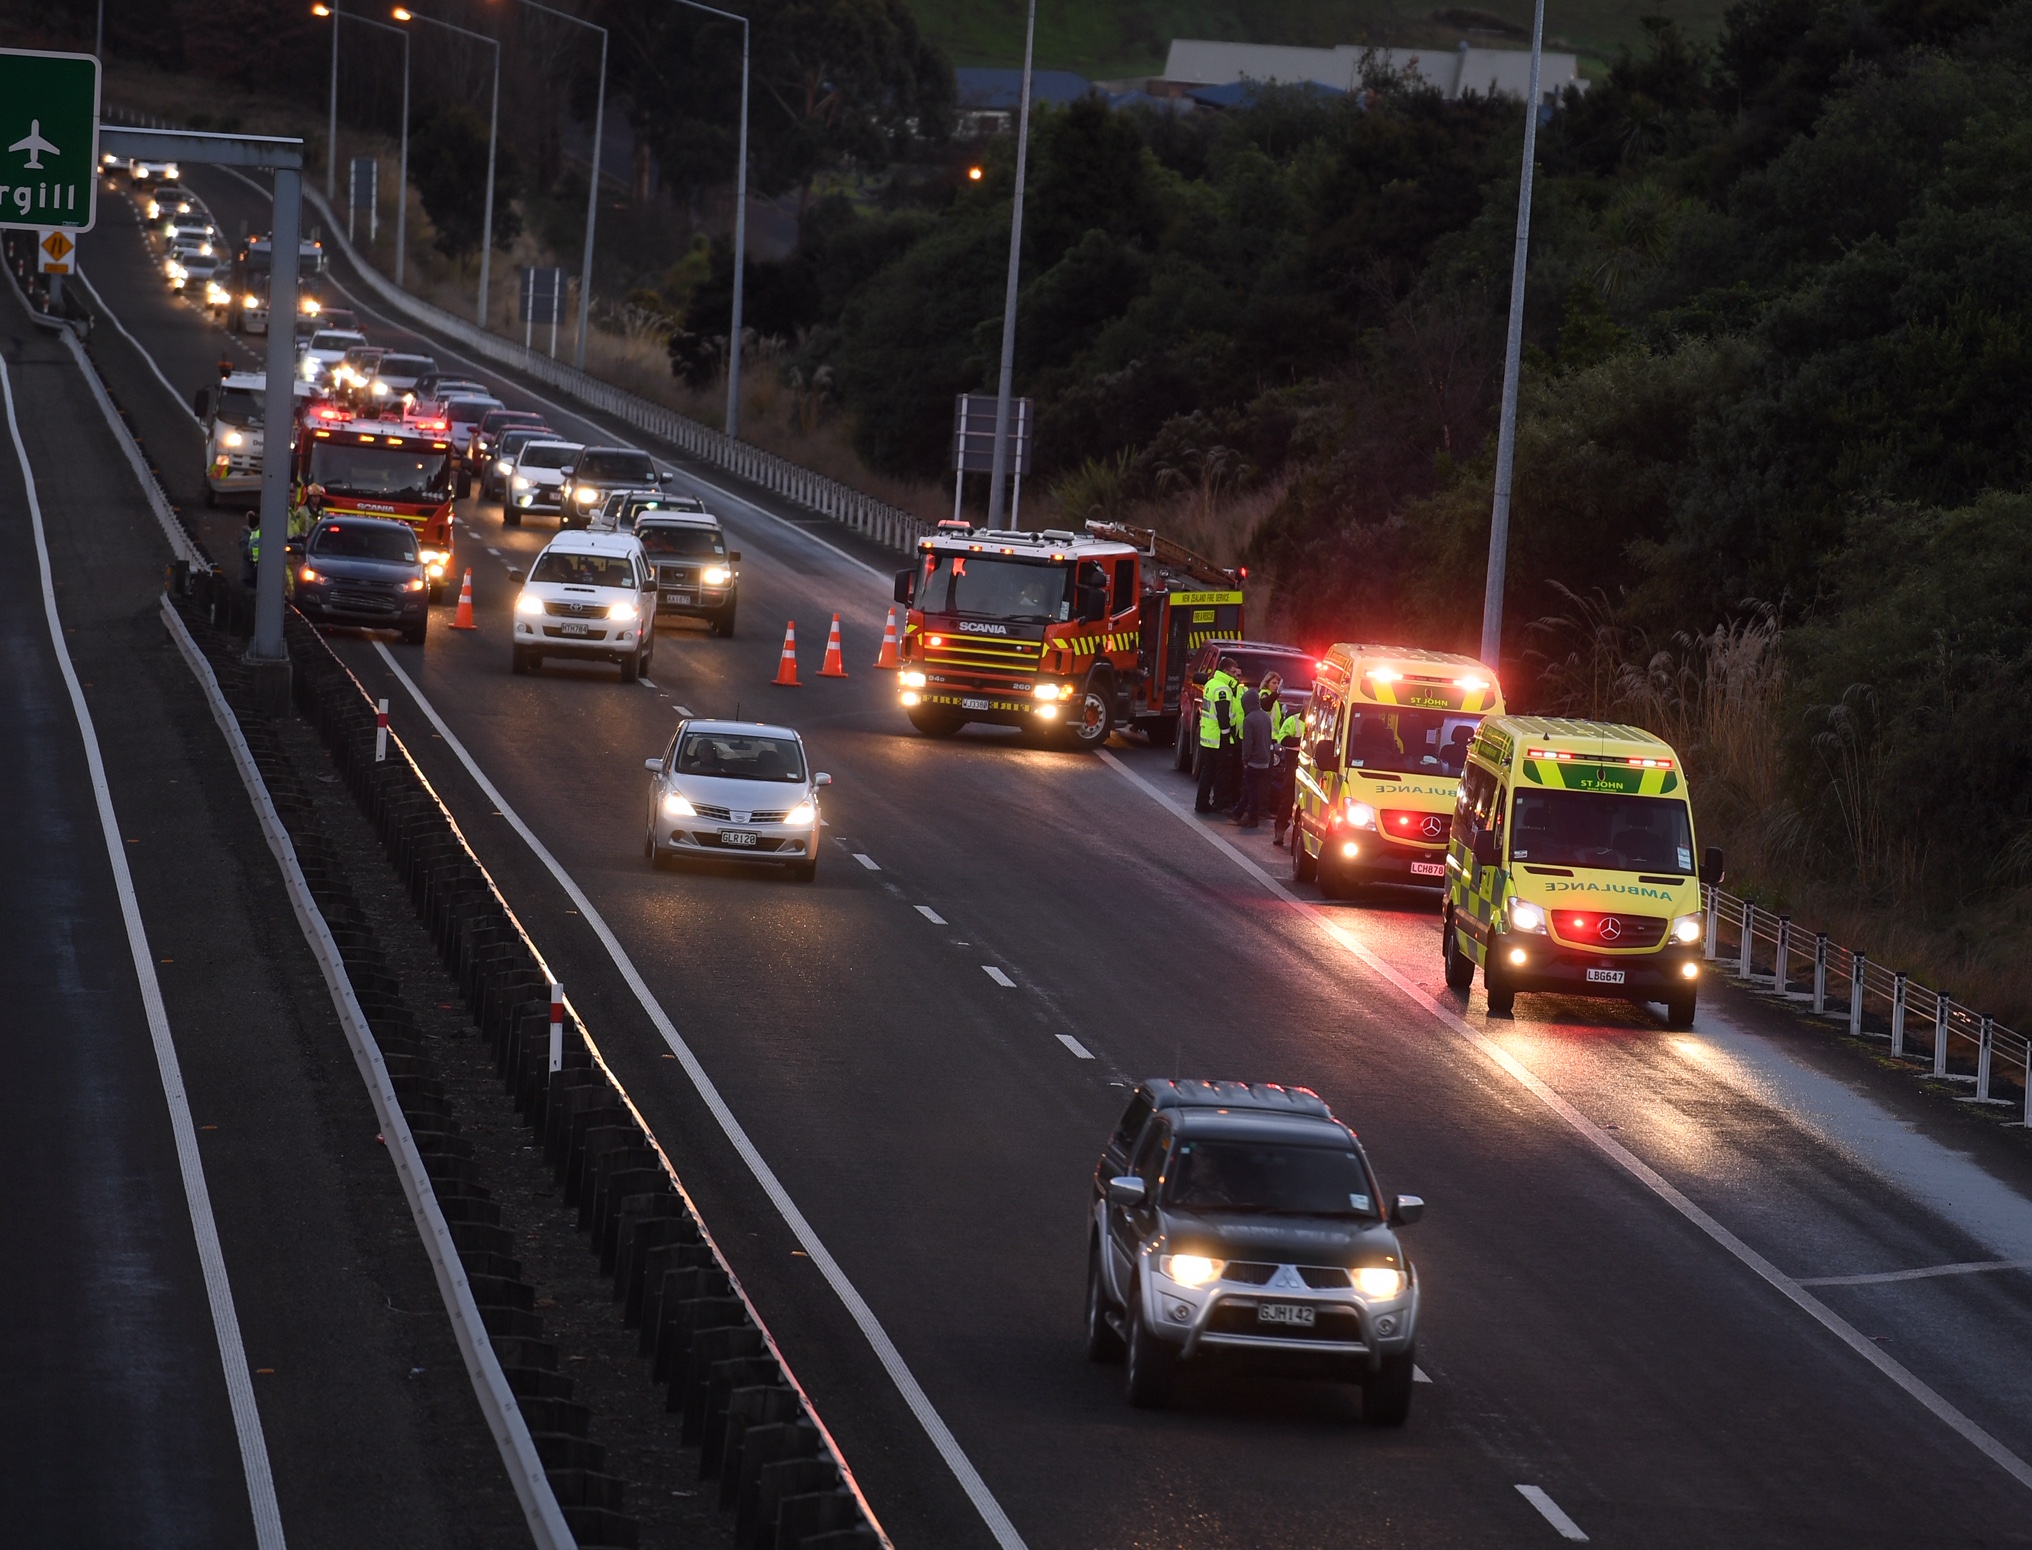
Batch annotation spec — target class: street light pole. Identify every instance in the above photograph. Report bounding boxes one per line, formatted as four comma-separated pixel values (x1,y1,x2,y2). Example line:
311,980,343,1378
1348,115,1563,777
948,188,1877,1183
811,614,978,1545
499,0,607,371
1479,0,1547,668
666,0,750,438
95,0,104,57
395,6,500,326
326,4,340,199
985,0,1037,529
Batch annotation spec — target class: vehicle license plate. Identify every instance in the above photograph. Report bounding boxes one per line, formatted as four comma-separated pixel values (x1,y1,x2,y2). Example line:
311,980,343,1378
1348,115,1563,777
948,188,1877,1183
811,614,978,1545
718,830,759,848
1409,861,1446,878
1587,968,1627,984
1258,1303,1315,1327
662,590,694,605
561,621,590,637
961,697,993,711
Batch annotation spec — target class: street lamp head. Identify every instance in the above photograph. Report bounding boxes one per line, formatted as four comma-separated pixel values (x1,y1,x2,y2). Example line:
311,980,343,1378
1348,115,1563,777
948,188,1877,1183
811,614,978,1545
311,3,331,13
967,165,984,181
392,6,413,18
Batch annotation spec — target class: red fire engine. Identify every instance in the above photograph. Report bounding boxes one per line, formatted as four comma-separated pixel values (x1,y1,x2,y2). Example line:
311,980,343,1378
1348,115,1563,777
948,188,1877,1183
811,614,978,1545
293,401,457,599
892,520,1243,749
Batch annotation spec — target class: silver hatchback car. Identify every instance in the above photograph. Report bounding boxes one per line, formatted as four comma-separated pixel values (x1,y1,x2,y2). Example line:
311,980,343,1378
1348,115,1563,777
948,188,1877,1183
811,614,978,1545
644,720,830,881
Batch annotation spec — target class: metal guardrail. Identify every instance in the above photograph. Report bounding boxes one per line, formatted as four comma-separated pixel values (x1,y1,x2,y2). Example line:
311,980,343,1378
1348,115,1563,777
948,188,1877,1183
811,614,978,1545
1703,885,2031,1120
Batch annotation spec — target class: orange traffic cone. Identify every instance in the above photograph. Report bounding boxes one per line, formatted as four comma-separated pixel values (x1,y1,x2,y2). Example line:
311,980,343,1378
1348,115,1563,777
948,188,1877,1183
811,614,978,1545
820,613,849,678
874,605,901,669
451,568,476,629
773,620,799,686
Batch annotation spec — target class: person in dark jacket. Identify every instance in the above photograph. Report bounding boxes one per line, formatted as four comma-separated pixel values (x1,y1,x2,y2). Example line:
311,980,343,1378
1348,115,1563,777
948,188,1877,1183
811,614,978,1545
1234,692,1274,827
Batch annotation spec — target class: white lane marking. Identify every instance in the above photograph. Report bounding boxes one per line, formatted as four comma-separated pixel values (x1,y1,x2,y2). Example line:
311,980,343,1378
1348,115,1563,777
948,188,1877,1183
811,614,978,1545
1799,1260,2032,1288
639,678,658,690
72,265,205,426
853,853,881,871
1056,1034,1094,1060
1516,1485,1589,1541
368,642,1027,1550
983,966,1016,988
2,358,287,1548
915,905,947,925
1094,748,2032,1496
1414,1365,1433,1383
162,602,573,1550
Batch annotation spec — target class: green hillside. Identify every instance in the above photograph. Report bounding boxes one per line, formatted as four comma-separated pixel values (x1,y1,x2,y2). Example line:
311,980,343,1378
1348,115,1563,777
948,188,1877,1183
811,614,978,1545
909,0,1733,77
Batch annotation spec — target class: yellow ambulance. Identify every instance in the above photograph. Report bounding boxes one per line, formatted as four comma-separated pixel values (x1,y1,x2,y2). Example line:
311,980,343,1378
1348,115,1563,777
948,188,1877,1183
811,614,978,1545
1292,645,1504,898
1442,716,1722,1027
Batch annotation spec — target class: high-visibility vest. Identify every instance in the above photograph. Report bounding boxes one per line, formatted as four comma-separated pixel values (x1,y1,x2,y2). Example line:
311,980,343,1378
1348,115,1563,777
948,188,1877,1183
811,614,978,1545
1199,672,1234,748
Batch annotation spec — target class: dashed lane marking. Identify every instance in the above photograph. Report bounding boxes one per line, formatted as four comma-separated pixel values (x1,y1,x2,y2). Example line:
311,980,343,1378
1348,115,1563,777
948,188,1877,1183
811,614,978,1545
1414,1365,1433,1383
983,966,1015,988
852,853,880,871
1516,1486,1589,1542
639,679,658,691
914,905,947,925
1056,1034,1094,1059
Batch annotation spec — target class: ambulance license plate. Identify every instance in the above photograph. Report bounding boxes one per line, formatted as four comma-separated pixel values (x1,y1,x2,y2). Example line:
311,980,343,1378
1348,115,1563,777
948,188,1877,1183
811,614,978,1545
718,830,758,847
962,697,992,711
561,621,590,637
1409,861,1446,878
1587,968,1626,984
1257,1303,1315,1327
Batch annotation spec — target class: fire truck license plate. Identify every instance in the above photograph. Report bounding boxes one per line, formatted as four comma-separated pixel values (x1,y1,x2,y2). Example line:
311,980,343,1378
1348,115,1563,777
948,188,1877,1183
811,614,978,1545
1409,861,1446,878
1257,1303,1315,1327
718,830,759,847
561,621,590,637
961,697,992,711
1587,968,1626,984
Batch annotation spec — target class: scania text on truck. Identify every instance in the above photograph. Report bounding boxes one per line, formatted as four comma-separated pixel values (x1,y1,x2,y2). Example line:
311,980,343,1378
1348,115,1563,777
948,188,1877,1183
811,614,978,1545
1442,716,1724,1028
295,413,455,599
1293,645,1504,898
892,520,1243,750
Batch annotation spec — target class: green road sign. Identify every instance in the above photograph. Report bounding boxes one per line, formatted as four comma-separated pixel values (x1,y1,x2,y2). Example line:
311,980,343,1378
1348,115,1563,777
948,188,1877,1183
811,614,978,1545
0,49,100,234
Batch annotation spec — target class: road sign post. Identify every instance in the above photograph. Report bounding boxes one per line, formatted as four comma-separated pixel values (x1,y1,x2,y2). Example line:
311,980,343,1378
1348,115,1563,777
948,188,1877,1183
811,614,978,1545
953,392,1032,527
519,265,567,357
349,156,378,244
0,49,101,234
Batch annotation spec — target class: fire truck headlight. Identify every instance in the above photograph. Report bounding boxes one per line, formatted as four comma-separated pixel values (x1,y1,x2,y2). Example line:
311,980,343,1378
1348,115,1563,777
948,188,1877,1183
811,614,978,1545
1671,912,1704,944
1036,704,1059,720
1033,683,1064,701
900,671,926,688
785,801,815,826
900,691,921,707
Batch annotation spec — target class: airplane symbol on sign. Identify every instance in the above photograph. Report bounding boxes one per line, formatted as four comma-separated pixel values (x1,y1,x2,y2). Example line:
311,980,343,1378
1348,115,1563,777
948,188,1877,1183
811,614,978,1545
9,119,59,170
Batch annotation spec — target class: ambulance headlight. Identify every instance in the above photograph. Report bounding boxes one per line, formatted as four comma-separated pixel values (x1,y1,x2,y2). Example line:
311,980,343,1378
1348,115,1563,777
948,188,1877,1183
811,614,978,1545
1345,801,1377,829
1672,913,1705,944
1508,899,1547,934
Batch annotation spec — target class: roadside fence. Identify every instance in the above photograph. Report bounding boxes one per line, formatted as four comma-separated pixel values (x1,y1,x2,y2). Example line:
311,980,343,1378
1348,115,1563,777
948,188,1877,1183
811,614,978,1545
107,110,930,558
1702,885,2031,1122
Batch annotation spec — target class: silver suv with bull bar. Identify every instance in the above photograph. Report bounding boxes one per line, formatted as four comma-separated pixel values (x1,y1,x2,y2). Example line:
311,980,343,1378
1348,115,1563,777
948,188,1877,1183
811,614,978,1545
1086,1079,1424,1419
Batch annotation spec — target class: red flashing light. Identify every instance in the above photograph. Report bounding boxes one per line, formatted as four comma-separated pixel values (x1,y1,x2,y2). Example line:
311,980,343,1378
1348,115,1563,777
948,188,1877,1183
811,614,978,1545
1238,566,1248,580
928,635,943,647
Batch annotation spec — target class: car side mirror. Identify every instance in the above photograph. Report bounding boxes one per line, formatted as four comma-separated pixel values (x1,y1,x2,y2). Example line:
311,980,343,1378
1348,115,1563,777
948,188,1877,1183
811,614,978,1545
1191,670,1210,686
1079,587,1108,623
892,568,915,606
506,567,525,583
643,758,664,775
813,772,832,787
641,576,655,590
559,466,575,479
1311,739,1339,772
659,471,673,483
1701,845,1725,887
284,540,305,559
1472,829,1499,868
193,387,212,419
1389,1194,1424,1227
1106,1176,1146,1208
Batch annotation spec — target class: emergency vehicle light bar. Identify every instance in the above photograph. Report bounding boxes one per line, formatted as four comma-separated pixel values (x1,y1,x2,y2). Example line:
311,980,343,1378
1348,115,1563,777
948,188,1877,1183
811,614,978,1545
1526,748,1673,769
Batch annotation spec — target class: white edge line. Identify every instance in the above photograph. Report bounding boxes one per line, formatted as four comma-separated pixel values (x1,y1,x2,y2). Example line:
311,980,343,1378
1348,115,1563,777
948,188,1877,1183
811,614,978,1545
1093,748,2032,1496
1516,1485,1589,1542
367,639,1029,1550
1056,1034,1094,1060
71,264,207,429
1798,1260,2032,1287
161,599,572,1550
0,358,286,1549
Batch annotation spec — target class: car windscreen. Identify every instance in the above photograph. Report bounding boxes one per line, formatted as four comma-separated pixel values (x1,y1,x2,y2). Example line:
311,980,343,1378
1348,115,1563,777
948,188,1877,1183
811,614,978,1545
378,356,435,379
216,387,265,426
310,522,418,562
517,443,581,469
306,443,453,500
1509,790,1696,875
530,551,635,587
1229,651,1314,694
1343,707,1484,777
498,430,551,457
674,733,805,782
576,449,657,483
915,554,1070,622
1164,1140,1380,1218
445,398,502,424
637,524,724,557
309,332,363,353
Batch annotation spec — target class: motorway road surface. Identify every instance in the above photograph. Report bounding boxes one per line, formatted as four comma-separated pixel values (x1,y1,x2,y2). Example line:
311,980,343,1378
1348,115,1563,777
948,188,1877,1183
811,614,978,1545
66,168,2032,1548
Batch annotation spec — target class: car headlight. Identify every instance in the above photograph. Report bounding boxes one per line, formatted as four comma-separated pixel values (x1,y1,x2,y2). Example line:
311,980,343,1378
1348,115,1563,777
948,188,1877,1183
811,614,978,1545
900,670,927,688
512,475,530,489
370,381,389,396
1346,800,1377,829
607,600,638,622
299,566,322,584
1508,898,1547,933
661,790,697,817
575,486,599,504
244,293,261,308
785,801,815,826
223,430,243,448
497,458,513,473
1672,912,1705,944
1355,1267,1407,1299
514,591,544,616
701,565,730,585
1159,1254,1225,1288
404,578,426,592
199,242,212,256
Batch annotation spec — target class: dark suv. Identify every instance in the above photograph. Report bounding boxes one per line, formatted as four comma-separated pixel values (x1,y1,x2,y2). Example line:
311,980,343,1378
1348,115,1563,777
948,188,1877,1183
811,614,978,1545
1087,1080,1423,1417
559,445,669,526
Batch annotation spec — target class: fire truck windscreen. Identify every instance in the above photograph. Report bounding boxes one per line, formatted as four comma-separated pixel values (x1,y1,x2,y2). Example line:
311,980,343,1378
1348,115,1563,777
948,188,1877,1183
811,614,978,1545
916,554,1071,622
307,443,453,500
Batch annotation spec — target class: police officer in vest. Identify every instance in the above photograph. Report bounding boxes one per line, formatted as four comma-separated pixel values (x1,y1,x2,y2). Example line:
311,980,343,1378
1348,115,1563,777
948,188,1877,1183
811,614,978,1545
1194,656,1239,813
